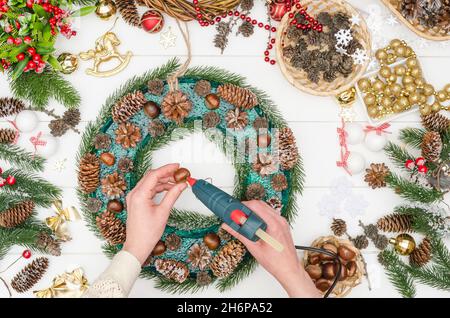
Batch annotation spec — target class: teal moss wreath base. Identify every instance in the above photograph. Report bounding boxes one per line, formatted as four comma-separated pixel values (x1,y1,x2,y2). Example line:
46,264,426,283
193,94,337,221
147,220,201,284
77,59,305,293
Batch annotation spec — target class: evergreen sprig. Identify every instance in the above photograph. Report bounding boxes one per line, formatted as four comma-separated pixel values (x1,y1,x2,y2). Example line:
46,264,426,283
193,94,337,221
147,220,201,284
399,128,426,149
386,173,443,203
0,144,45,172
384,142,415,170
379,249,416,298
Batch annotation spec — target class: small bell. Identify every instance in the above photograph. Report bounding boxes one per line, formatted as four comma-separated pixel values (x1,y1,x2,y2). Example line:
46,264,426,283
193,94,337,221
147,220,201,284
95,0,117,20
389,233,416,256
57,53,78,75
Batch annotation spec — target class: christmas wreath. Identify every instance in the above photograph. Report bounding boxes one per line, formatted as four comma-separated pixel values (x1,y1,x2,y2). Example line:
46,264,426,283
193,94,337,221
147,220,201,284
77,59,304,293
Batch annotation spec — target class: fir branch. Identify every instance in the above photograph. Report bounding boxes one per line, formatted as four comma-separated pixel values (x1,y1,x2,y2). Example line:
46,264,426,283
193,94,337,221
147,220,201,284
153,276,206,294
384,142,415,170
399,128,426,149
386,173,443,203
407,264,450,291
0,144,45,172
217,257,257,292
168,209,219,230
379,249,416,298
429,238,450,271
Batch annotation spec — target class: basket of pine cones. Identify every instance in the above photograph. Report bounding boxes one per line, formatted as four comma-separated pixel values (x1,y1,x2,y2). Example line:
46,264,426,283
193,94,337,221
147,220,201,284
380,0,450,41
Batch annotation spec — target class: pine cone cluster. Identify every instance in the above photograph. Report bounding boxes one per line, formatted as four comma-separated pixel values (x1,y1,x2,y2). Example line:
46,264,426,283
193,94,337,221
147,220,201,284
409,237,432,267
96,210,126,245
49,119,68,137
377,214,413,232
245,183,266,200
94,133,111,150
217,84,258,110
118,157,134,173
117,0,141,27
115,122,142,149
400,0,450,30
210,240,246,278
148,119,165,137
421,113,450,132
196,271,212,286
112,91,147,123
0,128,16,144
0,97,25,118
155,259,189,283
271,173,288,192
277,127,299,170
11,257,49,293
360,222,389,250
352,235,369,250
161,91,192,124
101,172,127,199
194,80,212,97
364,163,390,189
226,108,248,130
36,232,61,256
148,79,165,96
421,131,442,162
165,233,181,251
214,22,231,53
331,218,347,236
78,153,100,194
253,154,277,177
63,109,81,127
238,21,254,37
187,243,212,270
203,111,221,129
0,201,35,228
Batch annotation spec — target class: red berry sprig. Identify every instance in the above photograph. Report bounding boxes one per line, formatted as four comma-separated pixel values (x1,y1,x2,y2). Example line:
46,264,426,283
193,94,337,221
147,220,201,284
405,157,428,174
0,167,16,187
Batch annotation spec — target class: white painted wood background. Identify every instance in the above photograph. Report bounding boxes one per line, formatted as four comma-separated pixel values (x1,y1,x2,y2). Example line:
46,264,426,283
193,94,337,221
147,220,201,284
1,0,449,298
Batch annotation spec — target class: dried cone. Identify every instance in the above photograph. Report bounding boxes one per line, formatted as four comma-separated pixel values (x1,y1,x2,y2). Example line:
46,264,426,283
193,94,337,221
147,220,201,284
331,218,347,237
421,131,443,162
410,237,432,267
11,257,49,293
115,122,142,149
421,113,450,133
0,201,35,228
0,97,25,118
36,232,61,256
226,108,248,130
101,172,127,199
210,240,246,278
187,243,211,270
78,153,100,194
377,213,413,233
277,127,299,170
364,163,390,189
112,91,147,123
117,0,141,27
217,83,258,110
62,108,81,127
96,210,126,245
161,90,192,124
0,128,16,144
154,259,189,283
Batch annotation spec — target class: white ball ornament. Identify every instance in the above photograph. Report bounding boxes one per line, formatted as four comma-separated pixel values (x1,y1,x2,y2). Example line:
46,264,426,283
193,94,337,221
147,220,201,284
347,152,366,175
15,110,39,132
345,122,365,145
35,134,59,158
365,131,388,152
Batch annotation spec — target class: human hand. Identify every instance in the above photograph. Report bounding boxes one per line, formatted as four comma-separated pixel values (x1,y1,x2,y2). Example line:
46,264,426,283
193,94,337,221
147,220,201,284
222,200,320,298
123,163,187,265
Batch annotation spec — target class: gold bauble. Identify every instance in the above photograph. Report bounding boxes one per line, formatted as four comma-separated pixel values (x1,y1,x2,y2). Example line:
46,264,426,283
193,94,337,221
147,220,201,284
393,103,403,113
358,78,371,92
389,234,416,256
395,46,406,57
410,67,421,78
375,49,388,61
423,83,435,96
380,66,391,78
406,57,418,68
388,74,397,83
57,53,78,74
373,79,385,92
398,96,410,108
390,39,402,48
431,101,442,112
367,106,378,117
95,0,117,20
384,85,393,96
394,65,406,76
391,83,402,96
404,46,414,57
387,53,397,64
381,96,393,107
402,75,414,85
445,84,450,95
409,92,421,105
419,94,427,105
404,83,417,93
364,93,376,106
421,104,432,115
437,90,448,102
415,78,425,88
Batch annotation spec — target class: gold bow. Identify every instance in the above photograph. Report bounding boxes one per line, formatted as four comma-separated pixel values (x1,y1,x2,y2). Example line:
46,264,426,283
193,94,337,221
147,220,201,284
34,268,89,298
45,200,80,241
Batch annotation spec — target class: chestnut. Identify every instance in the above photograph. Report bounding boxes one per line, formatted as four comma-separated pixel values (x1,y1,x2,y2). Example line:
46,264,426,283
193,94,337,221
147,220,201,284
315,279,331,292
305,264,322,280
346,261,357,277
321,262,336,279
338,245,356,261
320,243,338,261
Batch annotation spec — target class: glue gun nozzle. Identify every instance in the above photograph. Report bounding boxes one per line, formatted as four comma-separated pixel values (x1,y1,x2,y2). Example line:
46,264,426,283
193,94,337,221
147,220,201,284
187,177,197,187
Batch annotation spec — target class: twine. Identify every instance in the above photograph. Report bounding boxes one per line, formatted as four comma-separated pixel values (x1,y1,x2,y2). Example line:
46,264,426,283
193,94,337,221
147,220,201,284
167,20,192,92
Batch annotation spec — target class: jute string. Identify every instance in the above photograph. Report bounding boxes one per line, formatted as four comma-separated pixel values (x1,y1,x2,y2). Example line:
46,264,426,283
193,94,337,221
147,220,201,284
167,20,192,92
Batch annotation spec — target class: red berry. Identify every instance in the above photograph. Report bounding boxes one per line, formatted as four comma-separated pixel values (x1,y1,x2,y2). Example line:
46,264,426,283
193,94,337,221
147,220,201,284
32,54,41,62
15,21,20,29
24,36,32,44
22,250,32,259
14,38,22,45
0,167,2,174
415,157,426,166
405,159,415,170
6,36,14,44
264,57,270,62
27,60,36,69
6,175,15,185
270,60,276,65
72,31,77,36
27,47,36,55
26,0,33,8
16,53,25,61
0,179,6,187
418,165,428,174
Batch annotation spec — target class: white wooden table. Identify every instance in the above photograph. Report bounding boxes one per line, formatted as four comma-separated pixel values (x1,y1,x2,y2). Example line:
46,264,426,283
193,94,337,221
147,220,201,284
1,0,449,298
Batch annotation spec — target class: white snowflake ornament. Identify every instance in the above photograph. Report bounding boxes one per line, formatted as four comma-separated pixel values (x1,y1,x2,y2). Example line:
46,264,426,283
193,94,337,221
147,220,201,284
351,48,369,65
335,45,347,55
350,14,361,26
159,27,177,49
335,29,353,47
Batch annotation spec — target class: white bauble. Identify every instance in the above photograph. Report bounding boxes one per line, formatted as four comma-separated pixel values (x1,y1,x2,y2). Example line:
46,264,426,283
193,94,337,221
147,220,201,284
35,134,59,158
347,152,366,175
15,110,39,132
345,122,365,145
365,131,388,152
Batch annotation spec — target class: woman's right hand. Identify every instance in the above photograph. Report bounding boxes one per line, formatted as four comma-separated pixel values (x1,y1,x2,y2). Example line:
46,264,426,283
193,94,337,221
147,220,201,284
222,200,321,298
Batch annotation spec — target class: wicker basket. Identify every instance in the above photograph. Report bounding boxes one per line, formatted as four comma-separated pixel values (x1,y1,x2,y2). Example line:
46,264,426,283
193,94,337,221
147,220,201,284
275,0,371,96
380,0,450,41
303,236,365,298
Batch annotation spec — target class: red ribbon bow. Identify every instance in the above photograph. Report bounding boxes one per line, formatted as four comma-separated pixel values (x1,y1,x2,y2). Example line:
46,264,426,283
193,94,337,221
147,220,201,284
29,132,47,157
364,122,391,136
6,120,20,144
336,119,352,176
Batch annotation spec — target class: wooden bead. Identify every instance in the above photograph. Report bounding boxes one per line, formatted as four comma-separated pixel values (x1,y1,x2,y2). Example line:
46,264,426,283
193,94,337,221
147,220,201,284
173,168,191,184
151,240,166,256
338,245,356,261
144,101,161,119
205,93,220,110
257,134,271,148
100,152,115,166
305,264,322,280
203,232,221,250
107,199,124,213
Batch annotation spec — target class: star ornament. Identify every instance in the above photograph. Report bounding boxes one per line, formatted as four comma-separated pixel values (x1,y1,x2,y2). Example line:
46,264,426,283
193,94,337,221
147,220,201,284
159,27,177,49
350,14,361,26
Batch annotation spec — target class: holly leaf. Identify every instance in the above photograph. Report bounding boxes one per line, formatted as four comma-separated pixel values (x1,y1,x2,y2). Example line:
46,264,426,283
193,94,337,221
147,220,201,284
11,57,30,80
8,44,27,59
32,4,47,18
47,55,62,71
43,23,51,42
71,6,96,17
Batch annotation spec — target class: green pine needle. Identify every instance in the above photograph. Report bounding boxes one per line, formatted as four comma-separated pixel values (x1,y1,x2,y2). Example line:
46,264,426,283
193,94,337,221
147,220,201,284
386,173,443,203
379,249,416,298
0,144,45,172
399,128,426,149
384,142,414,170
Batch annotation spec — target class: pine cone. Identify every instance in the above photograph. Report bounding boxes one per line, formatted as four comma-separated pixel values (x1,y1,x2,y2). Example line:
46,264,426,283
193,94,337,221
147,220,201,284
148,119,165,137
85,197,103,213
253,154,277,177
0,201,35,228
421,113,450,132
245,183,266,200
161,90,192,124
0,128,16,144
360,222,379,240
352,235,369,250
115,122,141,149
62,108,81,127
218,228,233,242
226,108,248,130
96,210,126,245
165,233,181,251
196,271,212,286
101,172,127,199
266,197,283,211
422,131,443,162
203,111,221,129
400,0,419,20
217,83,258,110
331,218,347,237
0,97,25,118
36,232,61,256
194,80,212,97
238,21,254,37
271,173,288,191
187,243,212,270
117,0,141,27
78,153,100,194
11,257,49,293
148,79,165,96
211,240,246,278
112,91,147,123
240,0,254,11
118,157,134,173
364,163,390,189
49,118,69,137
253,117,269,131
410,237,432,266
154,259,189,283
214,22,231,53
373,234,389,250
278,127,299,170
93,133,111,150
377,214,413,232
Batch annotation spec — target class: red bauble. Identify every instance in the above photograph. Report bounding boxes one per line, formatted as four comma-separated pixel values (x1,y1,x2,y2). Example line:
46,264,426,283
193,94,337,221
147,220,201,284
141,10,164,34
405,159,415,170
22,250,31,259
415,157,426,166
6,175,16,185
269,0,290,21
418,165,428,174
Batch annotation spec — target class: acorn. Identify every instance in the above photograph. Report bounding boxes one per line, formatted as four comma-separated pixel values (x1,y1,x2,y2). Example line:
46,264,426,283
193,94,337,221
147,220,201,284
203,232,221,250
107,199,124,213
346,261,357,277
144,101,161,119
315,279,331,292
205,93,220,110
321,262,336,279
173,168,191,184
100,152,115,166
305,264,322,280
338,245,356,261
151,240,166,256
320,243,337,261
309,254,320,265
257,134,271,148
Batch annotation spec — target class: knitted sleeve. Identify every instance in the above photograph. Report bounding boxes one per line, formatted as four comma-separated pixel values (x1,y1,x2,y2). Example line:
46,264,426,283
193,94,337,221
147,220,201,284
84,250,142,298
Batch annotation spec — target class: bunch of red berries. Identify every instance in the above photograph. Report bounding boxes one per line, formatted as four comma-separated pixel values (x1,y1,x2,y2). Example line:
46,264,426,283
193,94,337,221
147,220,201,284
0,167,16,187
20,47,46,73
405,157,429,174
0,0,8,14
